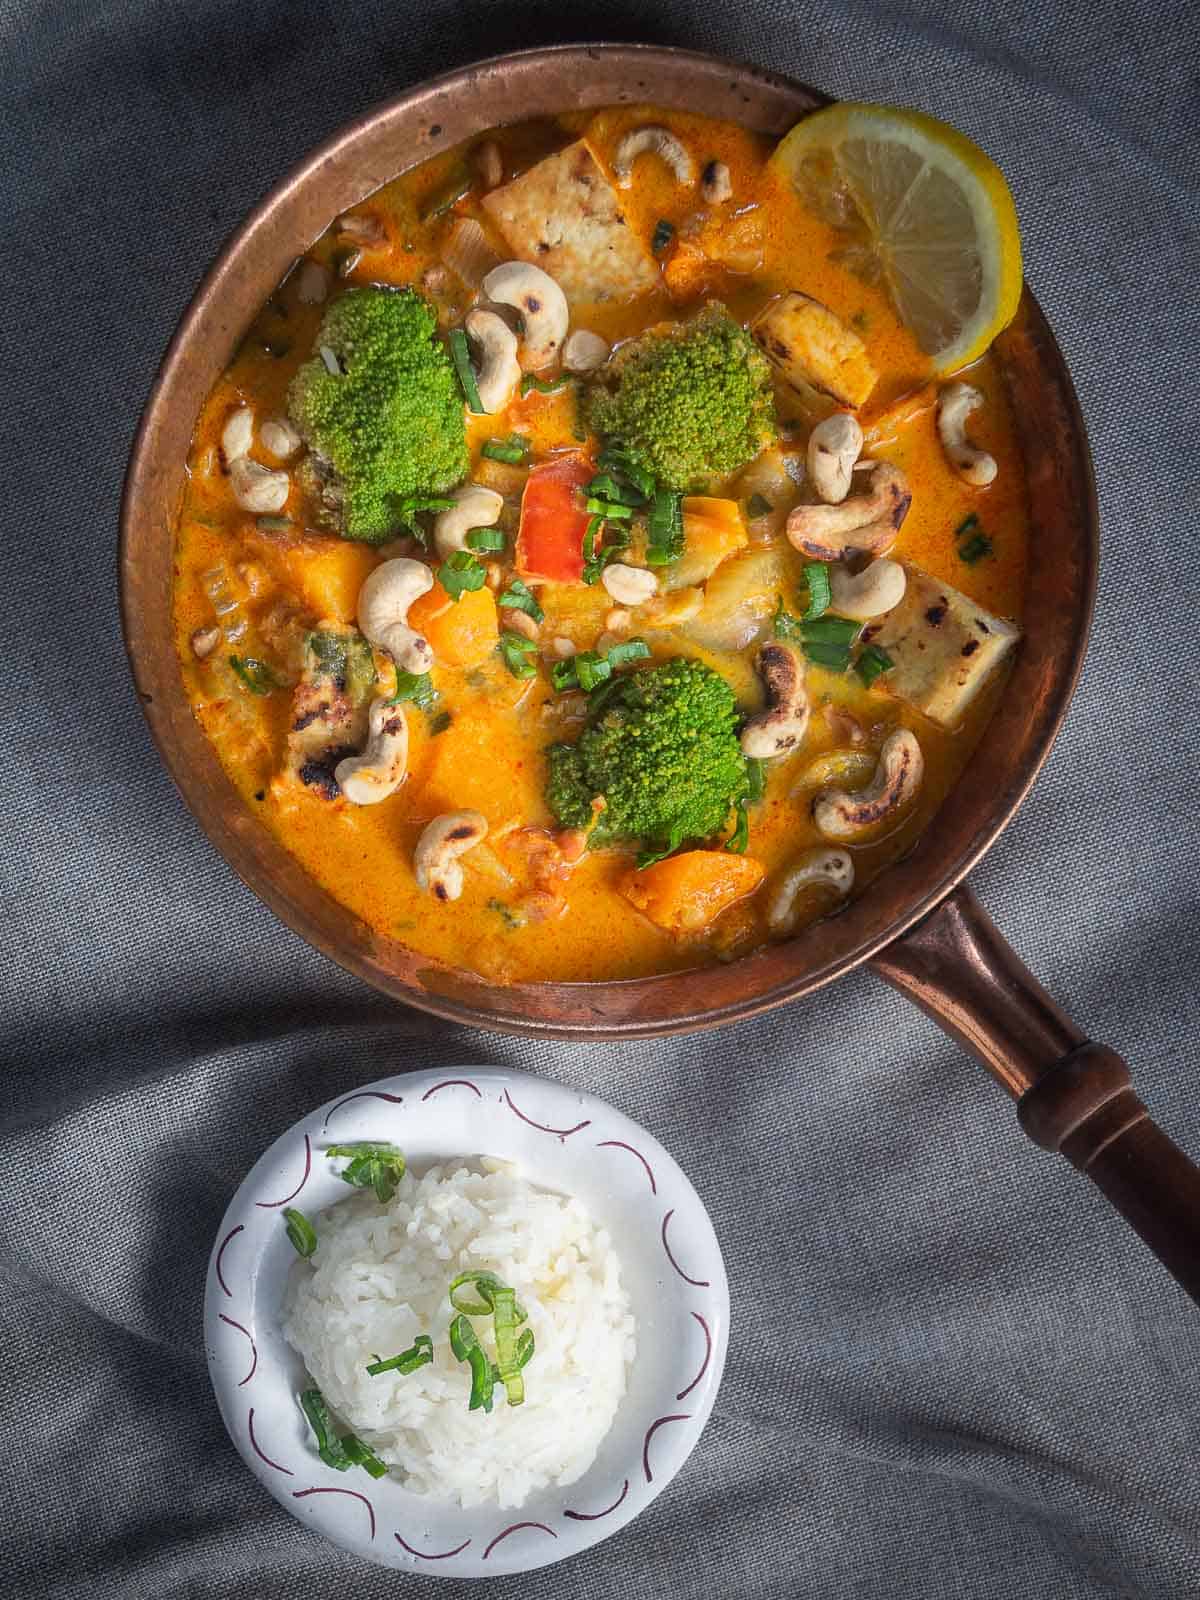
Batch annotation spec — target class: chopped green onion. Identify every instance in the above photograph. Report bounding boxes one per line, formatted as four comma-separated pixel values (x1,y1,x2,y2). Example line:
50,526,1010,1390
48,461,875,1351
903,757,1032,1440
448,328,483,413
647,489,684,567
637,822,686,871
341,1435,389,1478
574,650,612,692
387,667,437,708
586,473,644,506
798,614,861,647
438,550,487,600
745,493,773,520
515,1328,535,1369
551,657,581,692
499,631,538,678
959,531,993,564
803,641,855,672
490,1285,525,1406
448,1314,494,1413
746,757,766,802
394,494,456,537
482,436,527,465
365,1335,434,1377
773,598,859,668
428,709,452,736
228,655,281,696
801,561,831,620
585,496,635,520
283,1208,317,1259
256,515,293,531
299,1388,352,1470
725,802,750,854
519,372,569,397
651,218,675,254
598,444,655,501
605,638,651,669
466,526,506,553
856,644,894,687
421,167,472,220
448,1269,527,1318
325,1142,407,1204
498,579,544,622
956,513,980,536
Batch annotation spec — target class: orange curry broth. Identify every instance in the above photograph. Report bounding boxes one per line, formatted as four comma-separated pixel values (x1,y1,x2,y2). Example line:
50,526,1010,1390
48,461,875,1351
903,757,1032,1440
173,107,1028,984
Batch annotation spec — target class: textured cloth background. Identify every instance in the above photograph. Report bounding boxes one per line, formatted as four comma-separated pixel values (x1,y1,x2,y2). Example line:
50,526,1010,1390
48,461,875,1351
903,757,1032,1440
3,1,1199,1595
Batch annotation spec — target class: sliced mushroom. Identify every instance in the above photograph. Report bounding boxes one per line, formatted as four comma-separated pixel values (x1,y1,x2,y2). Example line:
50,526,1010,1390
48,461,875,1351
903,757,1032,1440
740,642,809,759
433,484,504,559
785,461,912,562
334,697,409,805
828,558,907,621
937,382,998,486
768,848,855,933
414,810,489,902
813,728,923,840
806,413,863,504
356,558,435,675
482,261,568,370
563,329,611,374
464,308,521,414
229,457,289,513
612,125,695,188
700,159,732,204
601,563,658,607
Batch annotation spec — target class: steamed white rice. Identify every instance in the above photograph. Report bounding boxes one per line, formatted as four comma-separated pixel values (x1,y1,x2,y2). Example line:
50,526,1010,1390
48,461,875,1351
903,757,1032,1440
282,1158,636,1508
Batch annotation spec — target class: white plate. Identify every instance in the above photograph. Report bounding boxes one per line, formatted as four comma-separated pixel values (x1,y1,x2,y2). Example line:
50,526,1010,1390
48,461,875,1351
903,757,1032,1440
204,1066,729,1576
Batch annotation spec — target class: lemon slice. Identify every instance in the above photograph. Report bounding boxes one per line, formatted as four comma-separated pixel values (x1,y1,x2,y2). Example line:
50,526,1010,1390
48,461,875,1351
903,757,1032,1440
770,103,1023,373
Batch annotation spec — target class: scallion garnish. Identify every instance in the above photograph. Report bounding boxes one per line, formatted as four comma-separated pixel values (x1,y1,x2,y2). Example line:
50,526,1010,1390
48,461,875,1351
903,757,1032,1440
387,667,437,708
637,820,686,870
552,637,649,692
341,1435,389,1478
651,218,675,254
551,657,581,692
584,496,635,520
801,561,831,620
482,436,528,465
325,1142,407,1204
300,1388,352,1470
605,638,652,669
959,534,992,564
725,803,750,854
745,493,773,520
466,526,506,554
394,494,456,540
856,644,894,687
438,549,487,600
497,579,544,622
283,1207,317,1258
646,489,684,567
499,631,538,679
746,757,766,802
519,372,569,397
490,1285,526,1406
515,1328,535,1369
228,655,281,696
586,473,644,507
449,1313,495,1413
597,443,655,501
803,641,855,671
575,651,613,691
448,328,483,413
365,1334,434,1377
774,598,860,670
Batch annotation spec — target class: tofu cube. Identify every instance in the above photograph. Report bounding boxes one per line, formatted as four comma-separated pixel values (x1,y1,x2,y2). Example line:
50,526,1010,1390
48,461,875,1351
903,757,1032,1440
868,566,1021,728
481,140,659,305
752,292,878,410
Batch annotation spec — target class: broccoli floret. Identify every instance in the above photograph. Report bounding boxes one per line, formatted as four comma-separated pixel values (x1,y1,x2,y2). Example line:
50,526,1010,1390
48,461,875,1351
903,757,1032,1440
288,286,468,543
587,303,775,492
545,658,748,855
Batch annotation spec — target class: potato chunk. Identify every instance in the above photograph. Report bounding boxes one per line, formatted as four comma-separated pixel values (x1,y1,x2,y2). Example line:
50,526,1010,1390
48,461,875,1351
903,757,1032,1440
868,566,1021,728
481,140,658,305
621,851,765,935
752,292,878,409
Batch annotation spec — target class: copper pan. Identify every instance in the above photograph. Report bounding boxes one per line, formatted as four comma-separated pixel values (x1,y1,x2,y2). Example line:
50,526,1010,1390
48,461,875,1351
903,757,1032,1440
119,45,1200,1301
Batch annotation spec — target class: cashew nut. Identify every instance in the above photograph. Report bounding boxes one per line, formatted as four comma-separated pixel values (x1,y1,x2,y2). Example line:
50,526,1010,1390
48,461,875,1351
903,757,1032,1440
464,308,521,414
482,262,569,371
740,642,809,759
813,728,924,839
191,626,221,659
785,461,912,562
334,697,409,805
613,125,695,188
807,413,864,504
414,810,489,902
259,415,302,460
601,563,658,607
433,483,504,559
229,456,289,513
356,558,435,675
563,329,611,374
768,848,855,933
222,407,254,463
700,159,732,204
828,558,907,621
937,383,997,487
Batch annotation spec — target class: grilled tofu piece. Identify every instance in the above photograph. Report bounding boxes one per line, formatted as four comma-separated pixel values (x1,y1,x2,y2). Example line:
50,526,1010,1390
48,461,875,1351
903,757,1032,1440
481,139,659,305
273,623,375,802
867,566,1020,728
752,292,878,411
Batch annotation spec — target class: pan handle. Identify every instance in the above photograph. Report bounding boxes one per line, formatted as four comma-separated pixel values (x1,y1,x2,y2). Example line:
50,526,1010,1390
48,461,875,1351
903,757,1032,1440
871,882,1200,1305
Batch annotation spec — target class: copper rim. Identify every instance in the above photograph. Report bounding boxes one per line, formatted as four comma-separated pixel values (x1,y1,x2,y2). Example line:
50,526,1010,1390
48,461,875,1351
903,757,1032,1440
119,44,1098,1039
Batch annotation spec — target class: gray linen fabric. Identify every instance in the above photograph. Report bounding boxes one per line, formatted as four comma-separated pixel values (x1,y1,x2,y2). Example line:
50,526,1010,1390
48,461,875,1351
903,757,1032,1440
3,0,1199,1595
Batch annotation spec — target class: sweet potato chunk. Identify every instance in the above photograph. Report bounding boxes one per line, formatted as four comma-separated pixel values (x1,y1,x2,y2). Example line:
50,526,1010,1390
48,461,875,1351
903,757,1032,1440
408,581,499,670
621,850,765,934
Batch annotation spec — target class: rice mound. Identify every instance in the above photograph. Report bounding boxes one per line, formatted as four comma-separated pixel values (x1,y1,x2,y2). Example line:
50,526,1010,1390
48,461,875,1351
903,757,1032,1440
282,1158,636,1508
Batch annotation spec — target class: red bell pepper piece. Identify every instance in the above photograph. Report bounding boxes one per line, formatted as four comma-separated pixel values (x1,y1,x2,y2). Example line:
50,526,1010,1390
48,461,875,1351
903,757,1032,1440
515,453,594,584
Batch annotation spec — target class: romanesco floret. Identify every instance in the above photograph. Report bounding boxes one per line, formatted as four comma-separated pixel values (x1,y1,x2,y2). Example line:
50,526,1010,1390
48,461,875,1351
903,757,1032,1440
544,657,748,855
586,303,775,492
288,286,468,543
